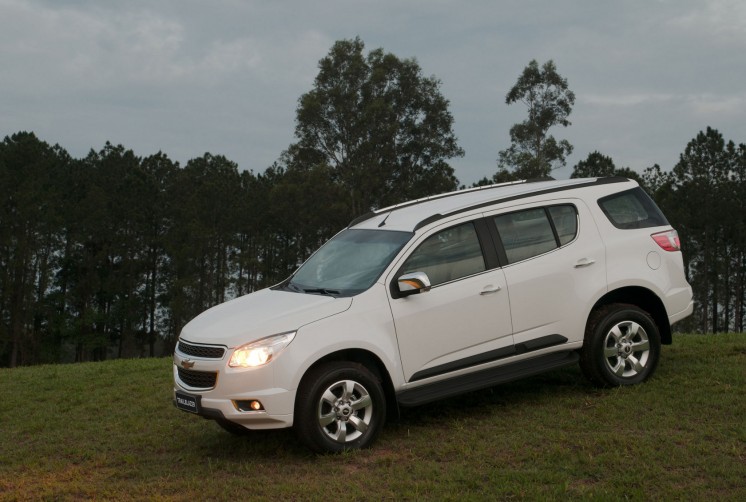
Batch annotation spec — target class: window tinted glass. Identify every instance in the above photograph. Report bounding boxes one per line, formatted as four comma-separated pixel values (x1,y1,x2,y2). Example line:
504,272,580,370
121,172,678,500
548,205,578,245
494,208,557,264
401,222,486,286
598,187,669,229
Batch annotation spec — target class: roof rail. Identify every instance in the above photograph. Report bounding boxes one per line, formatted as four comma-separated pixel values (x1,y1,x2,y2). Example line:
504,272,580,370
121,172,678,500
347,176,629,229
347,179,530,228
411,177,629,230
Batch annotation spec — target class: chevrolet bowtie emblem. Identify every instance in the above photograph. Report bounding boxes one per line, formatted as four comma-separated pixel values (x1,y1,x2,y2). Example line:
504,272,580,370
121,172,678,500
181,359,195,369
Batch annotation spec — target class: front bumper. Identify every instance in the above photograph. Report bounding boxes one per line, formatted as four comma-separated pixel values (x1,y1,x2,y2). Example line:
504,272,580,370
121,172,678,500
172,350,295,430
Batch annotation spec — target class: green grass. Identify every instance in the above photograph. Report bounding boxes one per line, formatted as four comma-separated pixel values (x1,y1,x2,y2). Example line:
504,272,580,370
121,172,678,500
1,334,744,501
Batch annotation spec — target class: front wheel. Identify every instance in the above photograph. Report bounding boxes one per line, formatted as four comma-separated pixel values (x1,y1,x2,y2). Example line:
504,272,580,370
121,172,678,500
295,361,386,453
580,304,661,387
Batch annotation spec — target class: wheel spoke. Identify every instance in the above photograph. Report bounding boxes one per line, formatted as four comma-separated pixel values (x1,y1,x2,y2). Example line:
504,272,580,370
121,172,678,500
321,388,337,405
631,339,650,352
604,345,619,358
351,394,371,411
343,380,356,400
319,411,336,427
612,359,626,376
348,415,368,433
628,354,644,374
626,322,641,339
608,325,623,344
333,420,347,442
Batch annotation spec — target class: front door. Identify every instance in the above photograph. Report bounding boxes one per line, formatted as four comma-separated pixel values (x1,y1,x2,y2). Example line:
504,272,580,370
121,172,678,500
387,220,514,382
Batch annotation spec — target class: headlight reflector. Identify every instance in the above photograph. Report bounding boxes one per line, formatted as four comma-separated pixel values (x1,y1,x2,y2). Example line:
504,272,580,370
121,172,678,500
228,332,296,368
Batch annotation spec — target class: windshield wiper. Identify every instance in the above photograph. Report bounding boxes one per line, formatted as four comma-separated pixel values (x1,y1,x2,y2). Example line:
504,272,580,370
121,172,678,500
302,288,341,296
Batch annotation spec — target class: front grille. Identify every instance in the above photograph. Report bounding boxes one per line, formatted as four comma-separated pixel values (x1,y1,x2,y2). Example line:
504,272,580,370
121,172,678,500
178,340,226,359
177,367,218,389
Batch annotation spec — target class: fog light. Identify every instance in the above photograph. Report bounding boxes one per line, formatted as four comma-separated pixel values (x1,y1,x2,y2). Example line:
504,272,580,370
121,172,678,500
235,399,265,412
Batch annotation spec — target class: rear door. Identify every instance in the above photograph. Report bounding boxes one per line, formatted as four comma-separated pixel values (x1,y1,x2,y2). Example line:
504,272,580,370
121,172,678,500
485,200,607,347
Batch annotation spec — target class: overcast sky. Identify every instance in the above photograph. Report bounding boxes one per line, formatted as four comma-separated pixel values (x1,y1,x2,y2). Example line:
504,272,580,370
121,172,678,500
2,0,744,185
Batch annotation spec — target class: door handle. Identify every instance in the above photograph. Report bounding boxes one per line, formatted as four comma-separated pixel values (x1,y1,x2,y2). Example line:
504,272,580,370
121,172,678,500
480,286,502,295
574,258,596,268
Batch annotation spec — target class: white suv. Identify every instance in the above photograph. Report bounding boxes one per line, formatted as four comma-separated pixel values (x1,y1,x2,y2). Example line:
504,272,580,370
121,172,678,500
173,177,693,452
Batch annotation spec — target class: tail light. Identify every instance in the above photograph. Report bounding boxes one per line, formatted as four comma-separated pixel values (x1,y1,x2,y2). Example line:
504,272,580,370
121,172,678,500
651,230,681,252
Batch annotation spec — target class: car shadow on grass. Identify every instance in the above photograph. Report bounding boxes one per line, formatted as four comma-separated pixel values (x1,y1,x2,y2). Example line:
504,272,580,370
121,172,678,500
394,365,590,426
187,366,595,459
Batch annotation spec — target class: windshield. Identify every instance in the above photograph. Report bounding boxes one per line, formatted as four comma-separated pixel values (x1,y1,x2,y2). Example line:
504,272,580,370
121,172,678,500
287,229,413,296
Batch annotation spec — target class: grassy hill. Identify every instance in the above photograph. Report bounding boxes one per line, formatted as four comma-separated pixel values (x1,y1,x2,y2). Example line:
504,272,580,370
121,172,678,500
1,334,744,500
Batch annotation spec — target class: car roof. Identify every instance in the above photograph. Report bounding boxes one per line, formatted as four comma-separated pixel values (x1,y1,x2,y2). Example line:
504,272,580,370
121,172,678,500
349,177,635,232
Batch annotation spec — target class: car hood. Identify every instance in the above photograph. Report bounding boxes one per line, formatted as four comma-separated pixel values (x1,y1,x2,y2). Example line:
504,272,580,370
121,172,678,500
179,288,352,348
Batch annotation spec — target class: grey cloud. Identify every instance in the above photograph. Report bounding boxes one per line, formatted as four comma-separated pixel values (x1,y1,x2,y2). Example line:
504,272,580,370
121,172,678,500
1,0,744,184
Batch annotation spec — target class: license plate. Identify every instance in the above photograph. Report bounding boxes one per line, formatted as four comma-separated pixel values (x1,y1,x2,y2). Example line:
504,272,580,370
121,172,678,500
175,391,201,414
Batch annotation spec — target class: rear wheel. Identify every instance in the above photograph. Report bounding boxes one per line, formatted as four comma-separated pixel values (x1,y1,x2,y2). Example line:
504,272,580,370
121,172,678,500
295,361,386,453
580,304,661,387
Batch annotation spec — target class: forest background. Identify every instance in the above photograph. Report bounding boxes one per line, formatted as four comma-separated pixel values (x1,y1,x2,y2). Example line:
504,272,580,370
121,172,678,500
2,39,744,367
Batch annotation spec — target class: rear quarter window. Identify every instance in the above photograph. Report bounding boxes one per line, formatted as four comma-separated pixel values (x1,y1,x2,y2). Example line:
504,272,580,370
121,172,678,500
598,187,669,229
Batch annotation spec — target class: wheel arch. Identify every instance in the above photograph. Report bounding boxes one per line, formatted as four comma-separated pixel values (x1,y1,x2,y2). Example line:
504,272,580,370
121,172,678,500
296,348,400,421
590,286,671,344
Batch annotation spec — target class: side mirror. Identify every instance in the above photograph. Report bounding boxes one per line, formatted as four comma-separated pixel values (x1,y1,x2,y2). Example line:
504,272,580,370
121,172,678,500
397,272,431,297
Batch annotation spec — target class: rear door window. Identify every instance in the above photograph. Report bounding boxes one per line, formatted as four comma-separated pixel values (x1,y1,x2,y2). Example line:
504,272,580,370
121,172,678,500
493,205,578,264
547,205,578,245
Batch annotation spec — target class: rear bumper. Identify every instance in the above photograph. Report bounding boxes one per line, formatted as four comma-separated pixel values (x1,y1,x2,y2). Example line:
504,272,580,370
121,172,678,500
668,298,694,326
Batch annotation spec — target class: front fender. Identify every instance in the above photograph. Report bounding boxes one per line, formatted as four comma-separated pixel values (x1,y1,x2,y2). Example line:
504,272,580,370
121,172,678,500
272,284,404,393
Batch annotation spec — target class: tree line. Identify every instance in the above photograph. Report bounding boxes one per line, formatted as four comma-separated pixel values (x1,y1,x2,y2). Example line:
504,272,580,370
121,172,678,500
1,39,743,367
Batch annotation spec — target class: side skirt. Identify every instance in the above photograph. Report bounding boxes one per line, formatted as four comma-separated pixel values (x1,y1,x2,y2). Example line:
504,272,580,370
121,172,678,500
396,350,579,407
409,334,568,382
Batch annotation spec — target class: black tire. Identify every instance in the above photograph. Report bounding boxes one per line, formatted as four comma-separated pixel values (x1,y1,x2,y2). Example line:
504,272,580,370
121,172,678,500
580,303,661,387
294,361,386,453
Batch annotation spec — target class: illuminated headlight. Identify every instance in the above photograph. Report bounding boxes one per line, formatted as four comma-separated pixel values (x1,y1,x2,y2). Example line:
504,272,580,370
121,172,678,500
228,332,296,368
